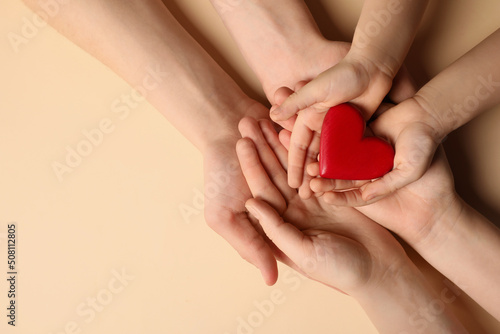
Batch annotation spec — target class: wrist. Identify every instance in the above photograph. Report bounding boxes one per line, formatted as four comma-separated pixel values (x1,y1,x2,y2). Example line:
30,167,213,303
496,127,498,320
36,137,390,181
412,89,455,138
355,261,466,334
198,98,268,155
347,45,400,83
406,196,500,319
211,0,334,101
404,190,465,255
355,262,423,329
384,97,449,144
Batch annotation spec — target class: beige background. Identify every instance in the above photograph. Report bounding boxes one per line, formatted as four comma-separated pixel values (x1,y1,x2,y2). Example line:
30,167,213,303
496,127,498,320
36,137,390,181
1,0,500,333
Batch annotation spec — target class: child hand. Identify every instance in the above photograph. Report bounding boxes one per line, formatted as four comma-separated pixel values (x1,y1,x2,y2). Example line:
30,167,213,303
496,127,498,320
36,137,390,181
305,100,457,242
236,116,409,294
308,99,445,206
269,60,415,198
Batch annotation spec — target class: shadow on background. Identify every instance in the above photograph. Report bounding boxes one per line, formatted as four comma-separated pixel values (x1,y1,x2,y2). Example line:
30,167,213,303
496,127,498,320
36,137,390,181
404,0,500,224
304,0,347,42
445,130,500,225
404,0,446,86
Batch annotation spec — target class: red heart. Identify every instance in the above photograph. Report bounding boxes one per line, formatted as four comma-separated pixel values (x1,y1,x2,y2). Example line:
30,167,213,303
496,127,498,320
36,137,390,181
319,103,394,180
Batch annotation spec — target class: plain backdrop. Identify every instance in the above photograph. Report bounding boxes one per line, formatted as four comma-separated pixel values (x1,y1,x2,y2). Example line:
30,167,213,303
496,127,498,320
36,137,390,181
1,0,500,333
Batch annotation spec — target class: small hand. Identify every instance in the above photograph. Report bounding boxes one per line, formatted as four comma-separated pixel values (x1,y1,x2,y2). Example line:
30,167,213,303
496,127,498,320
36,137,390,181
236,116,409,295
269,61,416,199
271,55,393,121
307,128,458,248
308,99,446,207
262,39,351,134
260,40,351,106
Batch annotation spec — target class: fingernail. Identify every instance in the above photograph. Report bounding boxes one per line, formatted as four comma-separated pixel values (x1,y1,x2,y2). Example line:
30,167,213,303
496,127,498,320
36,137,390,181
270,107,282,117
246,204,261,220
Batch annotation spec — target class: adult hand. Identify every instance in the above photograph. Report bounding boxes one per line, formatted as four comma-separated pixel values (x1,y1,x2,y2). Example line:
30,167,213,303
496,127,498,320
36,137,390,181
202,101,281,286
309,133,500,320
235,116,468,333
236,116,408,293
308,142,457,241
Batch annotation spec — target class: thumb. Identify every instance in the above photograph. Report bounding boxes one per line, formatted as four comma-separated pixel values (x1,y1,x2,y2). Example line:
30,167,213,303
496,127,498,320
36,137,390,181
362,119,440,202
270,75,331,122
271,62,368,122
245,198,306,262
360,167,418,202
361,148,434,202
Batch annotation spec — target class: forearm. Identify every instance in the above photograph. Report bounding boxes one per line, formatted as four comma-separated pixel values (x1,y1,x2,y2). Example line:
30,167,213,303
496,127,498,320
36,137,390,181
410,199,500,320
210,0,333,100
22,0,254,153
414,28,500,137
356,262,468,334
350,0,429,78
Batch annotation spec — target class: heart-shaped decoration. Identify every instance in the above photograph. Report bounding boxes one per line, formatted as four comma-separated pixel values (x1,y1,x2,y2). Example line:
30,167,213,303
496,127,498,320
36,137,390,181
319,103,394,180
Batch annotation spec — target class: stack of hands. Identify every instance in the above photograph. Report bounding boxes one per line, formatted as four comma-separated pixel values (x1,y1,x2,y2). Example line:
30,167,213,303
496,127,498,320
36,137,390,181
23,0,500,332
207,3,500,332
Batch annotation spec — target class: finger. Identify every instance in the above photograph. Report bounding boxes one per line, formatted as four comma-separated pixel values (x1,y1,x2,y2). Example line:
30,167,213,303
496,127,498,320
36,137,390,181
245,198,313,267
236,138,287,213
298,131,320,199
306,161,320,177
314,191,325,198
259,119,289,170
279,129,292,151
361,126,438,202
271,63,367,122
360,164,427,203
321,189,369,207
306,156,369,194
287,114,315,189
270,74,331,121
205,207,278,286
274,86,294,106
266,241,309,278
257,120,298,202
272,82,309,107
311,179,345,194
240,117,296,202
239,118,287,184
273,117,297,133
298,177,313,199
310,178,370,193
272,87,297,131
293,80,309,92
274,250,313,282
370,102,394,120
269,108,296,133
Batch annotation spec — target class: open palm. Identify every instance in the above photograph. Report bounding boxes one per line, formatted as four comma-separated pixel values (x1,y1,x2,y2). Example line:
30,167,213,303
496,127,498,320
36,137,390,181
202,102,279,285
237,117,411,295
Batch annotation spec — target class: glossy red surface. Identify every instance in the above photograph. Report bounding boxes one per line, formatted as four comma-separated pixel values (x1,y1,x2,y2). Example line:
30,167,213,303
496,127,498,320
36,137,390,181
319,103,394,180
